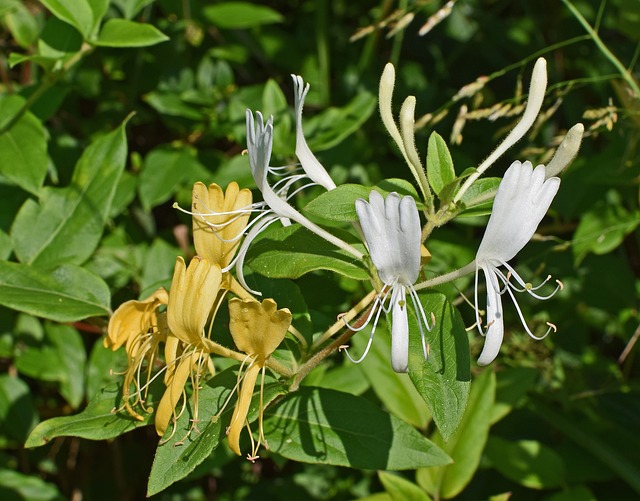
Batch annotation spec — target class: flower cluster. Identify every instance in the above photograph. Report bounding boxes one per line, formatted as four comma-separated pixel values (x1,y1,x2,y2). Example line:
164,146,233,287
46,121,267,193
107,59,582,460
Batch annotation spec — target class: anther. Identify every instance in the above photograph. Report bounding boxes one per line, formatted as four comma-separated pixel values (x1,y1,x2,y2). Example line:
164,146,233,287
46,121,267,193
546,322,557,332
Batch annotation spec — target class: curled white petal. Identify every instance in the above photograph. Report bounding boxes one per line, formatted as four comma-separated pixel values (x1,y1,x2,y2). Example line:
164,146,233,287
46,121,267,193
391,286,409,373
356,191,421,285
477,160,560,264
292,75,336,191
476,267,505,366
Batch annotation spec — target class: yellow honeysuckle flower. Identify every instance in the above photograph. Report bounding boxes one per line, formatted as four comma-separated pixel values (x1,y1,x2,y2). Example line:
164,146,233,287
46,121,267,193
167,256,222,346
191,181,253,269
105,287,168,351
226,298,291,461
106,288,169,421
154,256,224,437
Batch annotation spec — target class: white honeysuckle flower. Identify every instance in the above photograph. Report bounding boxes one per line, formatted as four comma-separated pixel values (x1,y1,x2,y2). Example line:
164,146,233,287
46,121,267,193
233,110,362,294
175,80,362,295
474,160,563,366
292,74,336,191
345,190,432,373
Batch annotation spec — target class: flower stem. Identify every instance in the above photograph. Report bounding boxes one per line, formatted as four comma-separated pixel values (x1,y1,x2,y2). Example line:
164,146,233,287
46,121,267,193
311,290,377,350
290,327,357,392
414,260,477,290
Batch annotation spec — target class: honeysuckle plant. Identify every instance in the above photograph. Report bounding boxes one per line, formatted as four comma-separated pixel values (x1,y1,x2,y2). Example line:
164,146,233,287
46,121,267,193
23,54,586,498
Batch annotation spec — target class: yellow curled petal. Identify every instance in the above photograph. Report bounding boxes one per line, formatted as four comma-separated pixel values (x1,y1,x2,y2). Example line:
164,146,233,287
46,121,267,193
154,352,197,436
167,256,222,345
227,362,261,456
192,182,253,268
163,333,182,385
105,287,169,350
228,298,292,359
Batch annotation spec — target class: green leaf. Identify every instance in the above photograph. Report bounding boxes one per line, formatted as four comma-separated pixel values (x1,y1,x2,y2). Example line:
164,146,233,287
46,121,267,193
138,146,201,210
491,367,537,424
143,91,204,120
547,485,597,501
86,340,125,400
306,91,377,152
263,78,290,153
0,375,38,445
304,179,421,222
0,95,48,195
426,132,455,196
147,368,286,496
379,471,432,501
38,16,83,59
94,18,169,47
417,369,495,499
44,323,86,408
25,381,160,447
408,292,470,442
457,177,500,217
140,238,180,293
5,1,40,47
485,437,566,489
246,224,369,280
15,323,85,407
572,201,640,265
111,0,155,19
0,469,63,501
263,387,452,469
11,119,129,268
0,261,111,322
304,184,372,222
39,0,93,38
352,324,431,428
203,2,283,29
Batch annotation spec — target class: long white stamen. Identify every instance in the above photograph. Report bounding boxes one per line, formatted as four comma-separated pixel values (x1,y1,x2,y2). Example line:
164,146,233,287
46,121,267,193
504,286,555,341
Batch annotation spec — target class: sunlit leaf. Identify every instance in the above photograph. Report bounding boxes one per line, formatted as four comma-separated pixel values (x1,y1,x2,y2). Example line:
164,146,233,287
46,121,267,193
263,387,452,469
408,292,470,442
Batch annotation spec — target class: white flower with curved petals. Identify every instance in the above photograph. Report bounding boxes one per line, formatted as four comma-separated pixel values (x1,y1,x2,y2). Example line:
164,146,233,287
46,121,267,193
233,111,362,294
475,160,563,366
292,75,336,191
346,190,432,373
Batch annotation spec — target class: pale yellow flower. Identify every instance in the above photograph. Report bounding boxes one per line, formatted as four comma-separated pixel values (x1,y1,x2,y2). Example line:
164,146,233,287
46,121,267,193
105,287,168,351
155,256,223,437
191,181,253,269
106,288,169,421
166,256,222,346
226,298,291,460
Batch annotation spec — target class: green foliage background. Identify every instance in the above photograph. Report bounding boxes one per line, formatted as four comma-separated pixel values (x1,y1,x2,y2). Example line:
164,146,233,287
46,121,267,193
1,0,639,499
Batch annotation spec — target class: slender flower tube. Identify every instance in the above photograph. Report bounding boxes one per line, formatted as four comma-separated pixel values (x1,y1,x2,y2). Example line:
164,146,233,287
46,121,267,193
474,160,562,365
226,298,291,461
454,58,548,203
346,191,433,373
